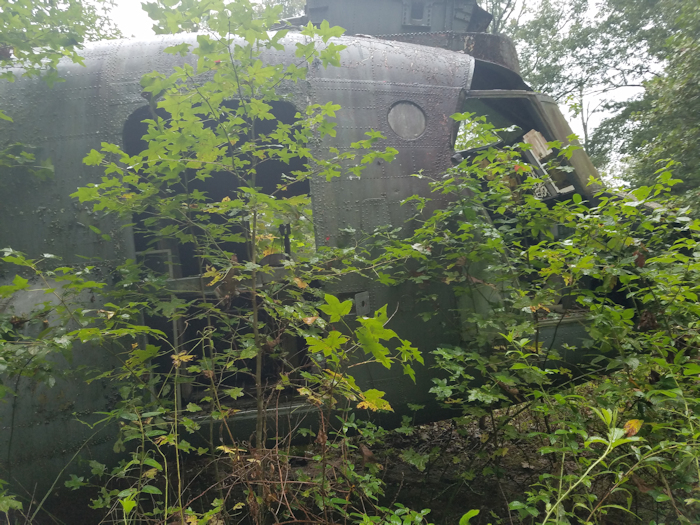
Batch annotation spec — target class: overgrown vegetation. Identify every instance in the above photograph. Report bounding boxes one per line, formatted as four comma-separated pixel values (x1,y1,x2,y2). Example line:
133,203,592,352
3,2,424,523
2,0,700,524
370,126,700,523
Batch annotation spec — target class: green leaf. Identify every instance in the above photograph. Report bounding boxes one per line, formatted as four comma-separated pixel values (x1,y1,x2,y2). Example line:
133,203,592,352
119,497,137,514
83,149,105,166
225,387,244,399
356,326,392,368
684,363,700,376
358,388,392,412
307,331,349,357
163,43,191,56
318,120,337,138
140,485,162,495
0,493,22,513
239,347,259,359
400,448,430,471
142,457,163,471
0,274,30,298
459,509,480,525
319,294,352,322
64,474,86,490
510,363,530,370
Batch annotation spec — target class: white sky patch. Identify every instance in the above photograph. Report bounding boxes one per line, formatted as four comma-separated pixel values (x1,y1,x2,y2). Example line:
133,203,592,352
109,0,270,36
111,0,155,38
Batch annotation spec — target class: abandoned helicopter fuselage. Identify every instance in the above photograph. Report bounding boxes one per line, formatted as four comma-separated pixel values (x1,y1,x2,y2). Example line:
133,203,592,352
0,0,599,493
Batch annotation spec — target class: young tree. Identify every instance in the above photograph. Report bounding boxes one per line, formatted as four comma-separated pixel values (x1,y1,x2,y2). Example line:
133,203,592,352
59,1,423,523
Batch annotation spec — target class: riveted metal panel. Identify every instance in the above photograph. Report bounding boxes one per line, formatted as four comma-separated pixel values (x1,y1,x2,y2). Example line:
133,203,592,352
306,0,492,36
307,37,473,249
378,31,521,74
0,277,124,493
0,40,134,264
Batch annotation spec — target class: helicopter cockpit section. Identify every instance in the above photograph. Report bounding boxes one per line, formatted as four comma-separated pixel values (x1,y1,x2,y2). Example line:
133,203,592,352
452,91,600,201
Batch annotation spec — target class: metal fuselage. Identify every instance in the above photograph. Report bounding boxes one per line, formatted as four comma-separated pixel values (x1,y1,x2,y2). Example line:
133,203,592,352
0,7,598,493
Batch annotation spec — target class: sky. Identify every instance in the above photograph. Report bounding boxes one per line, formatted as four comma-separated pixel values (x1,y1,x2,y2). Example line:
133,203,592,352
111,0,155,38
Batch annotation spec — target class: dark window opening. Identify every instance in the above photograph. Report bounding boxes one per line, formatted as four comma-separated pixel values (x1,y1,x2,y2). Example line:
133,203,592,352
122,100,314,405
411,1,425,20
470,60,530,91
122,100,310,277
453,97,525,152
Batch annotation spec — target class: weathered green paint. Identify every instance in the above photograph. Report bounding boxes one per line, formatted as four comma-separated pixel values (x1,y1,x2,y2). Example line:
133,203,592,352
0,0,600,494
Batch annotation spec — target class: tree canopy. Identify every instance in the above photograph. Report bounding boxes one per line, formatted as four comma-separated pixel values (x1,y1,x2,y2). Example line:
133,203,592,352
492,0,698,191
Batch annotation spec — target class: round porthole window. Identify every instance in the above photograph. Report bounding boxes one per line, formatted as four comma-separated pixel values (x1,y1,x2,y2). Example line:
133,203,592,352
387,101,427,140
